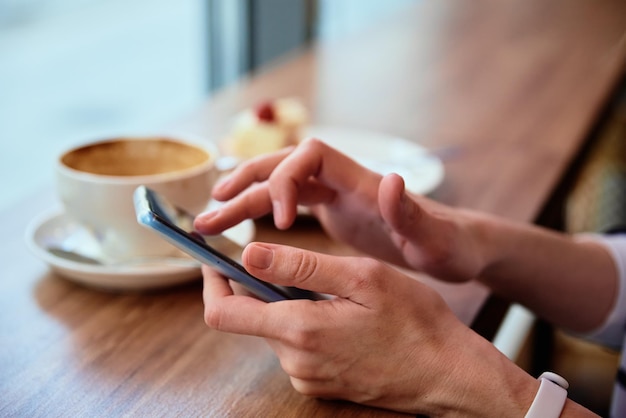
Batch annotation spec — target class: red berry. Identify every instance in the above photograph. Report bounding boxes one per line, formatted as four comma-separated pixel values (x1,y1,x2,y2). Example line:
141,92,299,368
255,101,275,122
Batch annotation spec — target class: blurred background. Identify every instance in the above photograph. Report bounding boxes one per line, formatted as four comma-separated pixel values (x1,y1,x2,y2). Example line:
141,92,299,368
0,0,416,212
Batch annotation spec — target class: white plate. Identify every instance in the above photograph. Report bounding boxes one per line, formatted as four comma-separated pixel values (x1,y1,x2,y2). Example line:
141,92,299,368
305,126,444,195
25,208,255,292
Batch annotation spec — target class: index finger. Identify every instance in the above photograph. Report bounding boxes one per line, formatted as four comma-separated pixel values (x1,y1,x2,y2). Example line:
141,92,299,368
268,138,380,228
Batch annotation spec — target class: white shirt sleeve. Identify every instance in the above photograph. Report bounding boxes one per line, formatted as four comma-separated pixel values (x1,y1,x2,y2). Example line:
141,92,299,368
577,233,626,350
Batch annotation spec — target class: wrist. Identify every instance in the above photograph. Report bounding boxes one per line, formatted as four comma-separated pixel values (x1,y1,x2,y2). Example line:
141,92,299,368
459,209,504,280
524,372,568,418
423,327,538,417
471,213,538,285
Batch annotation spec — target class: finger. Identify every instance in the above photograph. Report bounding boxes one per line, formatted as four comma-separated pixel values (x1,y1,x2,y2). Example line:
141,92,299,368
290,377,341,400
202,264,234,300
268,138,380,229
195,183,273,234
203,294,279,337
378,173,428,263
202,252,336,342
378,173,437,240
378,173,424,237
195,179,336,234
202,265,266,299
212,147,295,201
202,264,283,337
379,174,462,278
291,178,337,206
242,242,387,304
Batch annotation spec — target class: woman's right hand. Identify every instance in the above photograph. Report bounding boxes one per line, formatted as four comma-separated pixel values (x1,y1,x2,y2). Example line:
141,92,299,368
195,139,489,282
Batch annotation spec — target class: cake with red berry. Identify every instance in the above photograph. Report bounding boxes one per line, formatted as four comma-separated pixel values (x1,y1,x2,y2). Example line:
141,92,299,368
223,98,308,159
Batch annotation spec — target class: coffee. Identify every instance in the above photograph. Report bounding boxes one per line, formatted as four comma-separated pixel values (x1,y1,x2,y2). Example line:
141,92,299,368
57,135,219,259
60,138,210,176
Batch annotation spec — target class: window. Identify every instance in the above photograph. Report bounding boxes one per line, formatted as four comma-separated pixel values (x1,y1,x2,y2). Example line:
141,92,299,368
0,0,206,209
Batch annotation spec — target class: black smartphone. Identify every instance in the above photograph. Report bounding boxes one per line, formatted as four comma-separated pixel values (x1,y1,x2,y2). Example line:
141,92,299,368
133,185,323,302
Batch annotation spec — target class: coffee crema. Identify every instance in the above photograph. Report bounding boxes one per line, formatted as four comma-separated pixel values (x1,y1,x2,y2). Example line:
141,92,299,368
60,138,211,176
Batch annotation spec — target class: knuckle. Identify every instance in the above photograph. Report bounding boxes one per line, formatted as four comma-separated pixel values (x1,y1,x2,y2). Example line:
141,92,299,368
282,323,322,352
281,351,321,381
360,256,386,273
289,251,320,286
268,168,298,191
348,257,388,293
236,156,269,182
291,379,325,398
297,138,329,159
235,157,257,174
299,136,324,149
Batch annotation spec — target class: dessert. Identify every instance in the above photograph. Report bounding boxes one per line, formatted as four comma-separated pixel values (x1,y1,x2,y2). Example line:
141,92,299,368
223,98,308,159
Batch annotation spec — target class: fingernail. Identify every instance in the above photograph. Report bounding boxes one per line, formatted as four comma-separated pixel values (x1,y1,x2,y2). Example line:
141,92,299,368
248,244,273,269
197,209,218,221
194,210,218,229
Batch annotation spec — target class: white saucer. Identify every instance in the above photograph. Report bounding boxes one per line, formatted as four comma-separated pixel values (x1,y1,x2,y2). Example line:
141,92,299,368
25,208,255,291
305,125,444,195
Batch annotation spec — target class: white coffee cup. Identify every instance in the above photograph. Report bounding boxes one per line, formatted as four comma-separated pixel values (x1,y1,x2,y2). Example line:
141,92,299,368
57,135,219,259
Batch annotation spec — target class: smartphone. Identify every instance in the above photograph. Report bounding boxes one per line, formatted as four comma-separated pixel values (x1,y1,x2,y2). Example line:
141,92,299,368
133,185,323,302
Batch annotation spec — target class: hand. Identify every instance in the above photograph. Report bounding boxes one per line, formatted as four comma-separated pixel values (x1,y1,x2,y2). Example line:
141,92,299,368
196,140,394,258
195,139,487,282
202,243,537,416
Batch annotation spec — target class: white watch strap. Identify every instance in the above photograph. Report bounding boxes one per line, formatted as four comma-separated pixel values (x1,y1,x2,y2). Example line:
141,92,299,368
524,372,569,418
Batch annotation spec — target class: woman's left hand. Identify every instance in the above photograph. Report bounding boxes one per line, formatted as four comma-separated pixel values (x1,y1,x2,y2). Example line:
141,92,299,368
202,243,536,416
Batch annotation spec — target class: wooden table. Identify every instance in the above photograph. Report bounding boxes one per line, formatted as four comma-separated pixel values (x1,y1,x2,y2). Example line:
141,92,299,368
2,0,625,416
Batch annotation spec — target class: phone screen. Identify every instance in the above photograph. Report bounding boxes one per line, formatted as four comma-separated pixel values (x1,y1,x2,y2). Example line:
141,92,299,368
133,186,322,302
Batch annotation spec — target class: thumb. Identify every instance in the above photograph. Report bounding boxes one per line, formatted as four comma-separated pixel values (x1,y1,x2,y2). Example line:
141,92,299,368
378,173,425,237
379,174,474,282
242,242,383,303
